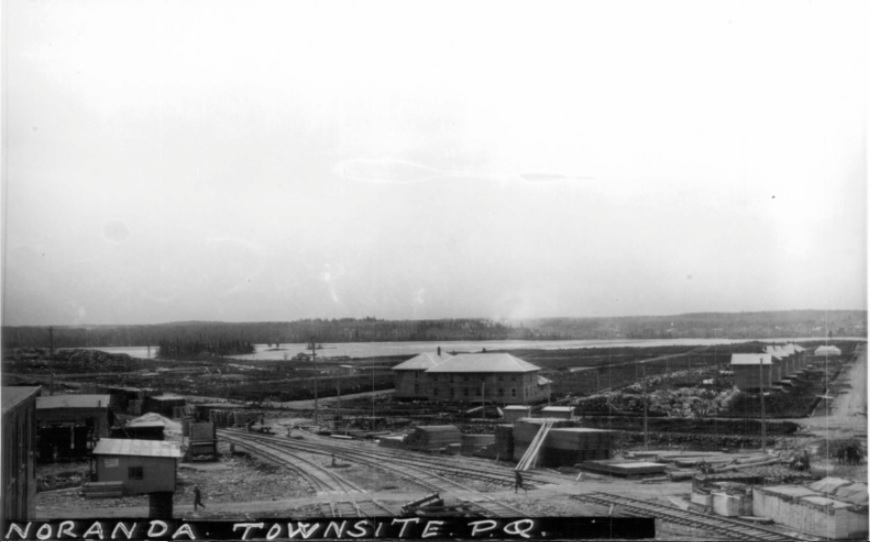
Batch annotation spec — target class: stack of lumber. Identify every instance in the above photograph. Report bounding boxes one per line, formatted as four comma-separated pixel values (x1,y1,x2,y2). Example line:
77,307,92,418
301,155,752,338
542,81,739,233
378,436,407,450
512,418,614,467
128,400,142,415
82,481,124,498
208,409,260,428
461,434,496,456
403,425,462,452
490,424,515,460
512,418,574,462
516,420,554,471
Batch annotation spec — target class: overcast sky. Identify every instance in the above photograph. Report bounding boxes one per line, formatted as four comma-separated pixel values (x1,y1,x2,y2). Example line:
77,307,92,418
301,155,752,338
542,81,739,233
2,0,867,326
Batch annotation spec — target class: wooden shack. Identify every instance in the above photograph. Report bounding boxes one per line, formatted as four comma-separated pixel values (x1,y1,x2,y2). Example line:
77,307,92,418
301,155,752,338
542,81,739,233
541,406,574,419
730,354,774,391
503,406,532,423
91,438,181,495
187,421,217,460
111,418,165,441
36,394,113,462
143,395,186,417
2,386,40,521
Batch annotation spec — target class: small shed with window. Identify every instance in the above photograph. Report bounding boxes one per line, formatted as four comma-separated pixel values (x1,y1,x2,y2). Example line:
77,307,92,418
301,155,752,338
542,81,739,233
91,438,181,495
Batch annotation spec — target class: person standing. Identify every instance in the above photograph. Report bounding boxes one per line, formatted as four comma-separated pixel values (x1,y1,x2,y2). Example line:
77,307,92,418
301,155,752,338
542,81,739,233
194,486,206,511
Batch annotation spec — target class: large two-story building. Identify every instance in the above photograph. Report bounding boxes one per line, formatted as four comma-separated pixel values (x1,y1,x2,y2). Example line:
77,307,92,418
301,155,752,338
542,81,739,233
392,352,550,404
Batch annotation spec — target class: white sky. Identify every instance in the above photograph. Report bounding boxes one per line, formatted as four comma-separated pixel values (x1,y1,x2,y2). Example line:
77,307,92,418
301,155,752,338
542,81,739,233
1,0,867,325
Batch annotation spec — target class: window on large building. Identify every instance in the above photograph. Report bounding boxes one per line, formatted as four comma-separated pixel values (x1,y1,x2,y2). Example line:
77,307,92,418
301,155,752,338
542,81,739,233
498,388,504,397
511,388,517,398
414,384,419,394
450,375,454,383
450,389,455,398
463,388,469,397
433,388,439,396
128,466,144,480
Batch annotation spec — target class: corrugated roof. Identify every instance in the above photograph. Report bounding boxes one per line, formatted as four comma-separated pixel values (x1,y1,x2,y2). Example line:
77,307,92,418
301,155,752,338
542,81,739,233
537,376,552,386
731,353,773,366
93,438,181,458
392,352,452,371
425,353,540,373
815,346,842,355
2,386,41,416
37,394,111,410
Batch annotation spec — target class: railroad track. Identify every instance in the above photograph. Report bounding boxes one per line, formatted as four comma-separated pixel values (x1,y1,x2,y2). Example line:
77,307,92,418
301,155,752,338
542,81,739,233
225,428,543,489
220,431,397,518
220,429,525,518
571,492,819,542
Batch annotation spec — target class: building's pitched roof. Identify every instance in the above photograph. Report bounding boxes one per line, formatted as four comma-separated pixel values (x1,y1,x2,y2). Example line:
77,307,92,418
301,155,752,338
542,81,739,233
392,352,452,371
425,353,540,373
730,353,773,366
37,394,111,410
763,345,785,359
147,394,186,402
2,386,41,416
815,345,842,356
537,376,553,386
793,344,806,352
541,406,573,413
93,438,182,458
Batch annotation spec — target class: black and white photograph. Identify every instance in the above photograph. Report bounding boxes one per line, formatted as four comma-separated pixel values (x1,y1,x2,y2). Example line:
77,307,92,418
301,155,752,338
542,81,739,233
1,1,867,540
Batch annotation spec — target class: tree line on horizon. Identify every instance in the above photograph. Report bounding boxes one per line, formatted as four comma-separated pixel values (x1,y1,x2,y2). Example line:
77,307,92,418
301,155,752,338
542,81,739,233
1,310,865,349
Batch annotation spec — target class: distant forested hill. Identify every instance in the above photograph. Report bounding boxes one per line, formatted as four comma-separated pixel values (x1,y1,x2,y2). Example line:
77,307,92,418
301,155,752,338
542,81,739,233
2,310,865,349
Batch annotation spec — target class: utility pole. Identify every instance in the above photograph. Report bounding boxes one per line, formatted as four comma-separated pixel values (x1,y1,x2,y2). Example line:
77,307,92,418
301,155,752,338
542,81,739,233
481,381,486,416
310,338,319,426
759,356,766,450
48,327,54,359
642,362,648,450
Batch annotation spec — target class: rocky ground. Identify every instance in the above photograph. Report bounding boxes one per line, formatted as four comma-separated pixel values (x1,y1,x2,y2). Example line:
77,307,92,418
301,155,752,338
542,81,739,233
31,344,867,541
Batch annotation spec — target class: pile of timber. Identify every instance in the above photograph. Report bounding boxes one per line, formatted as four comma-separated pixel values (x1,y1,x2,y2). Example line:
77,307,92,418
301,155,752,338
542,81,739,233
461,434,495,456
512,418,614,468
516,420,554,471
208,410,261,428
403,425,462,452
485,424,514,461
378,436,407,450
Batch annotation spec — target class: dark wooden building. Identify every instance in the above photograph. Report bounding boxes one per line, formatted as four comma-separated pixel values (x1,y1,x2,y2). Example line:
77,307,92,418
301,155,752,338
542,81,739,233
143,394,186,417
91,438,181,495
36,394,112,462
2,386,40,522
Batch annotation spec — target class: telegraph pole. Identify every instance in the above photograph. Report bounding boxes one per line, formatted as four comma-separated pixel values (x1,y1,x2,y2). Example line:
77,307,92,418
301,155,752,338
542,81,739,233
642,362,648,450
759,356,766,450
310,338,319,426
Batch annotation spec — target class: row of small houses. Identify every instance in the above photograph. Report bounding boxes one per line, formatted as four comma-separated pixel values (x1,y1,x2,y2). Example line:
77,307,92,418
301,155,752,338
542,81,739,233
392,352,552,404
729,344,842,392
